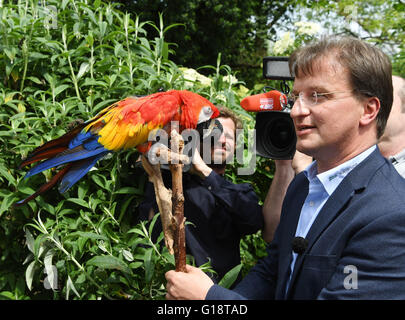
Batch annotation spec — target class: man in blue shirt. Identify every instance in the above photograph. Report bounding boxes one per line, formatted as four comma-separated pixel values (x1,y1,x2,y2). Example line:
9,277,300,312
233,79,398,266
263,75,405,245
165,36,405,299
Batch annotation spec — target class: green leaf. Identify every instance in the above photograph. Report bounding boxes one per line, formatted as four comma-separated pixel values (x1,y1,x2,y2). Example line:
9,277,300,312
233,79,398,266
77,62,89,80
218,264,242,289
118,195,136,223
0,166,16,186
25,228,35,254
98,21,108,38
127,227,145,237
77,184,88,200
0,193,17,216
43,251,58,291
67,198,89,208
54,84,70,98
122,249,134,262
86,33,94,47
68,231,108,241
66,276,80,300
163,23,184,34
143,248,154,283
27,76,43,84
129,261,143,269
86,255,131,274
0,291,16,300
25,261,36,291
148,213,160,237
113,187,143,195
91,174,108,190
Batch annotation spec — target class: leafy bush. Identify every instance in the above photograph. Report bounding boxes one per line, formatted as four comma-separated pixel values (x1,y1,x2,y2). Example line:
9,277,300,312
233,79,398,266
0,0,269,299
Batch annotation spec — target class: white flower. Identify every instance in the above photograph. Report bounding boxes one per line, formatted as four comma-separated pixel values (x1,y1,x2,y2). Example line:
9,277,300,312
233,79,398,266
295,21,321,36
180,67,196,82
223,74,238,85
273,32,294,55
196,73,212,86
180,67,212,88
215,92,227,103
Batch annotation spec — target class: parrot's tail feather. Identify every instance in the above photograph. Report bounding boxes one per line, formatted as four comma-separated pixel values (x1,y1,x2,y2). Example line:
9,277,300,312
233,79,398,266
14,164,73,207
19,122,88,169
58,152,108,193
24,146,108,179
19,147,68,167
18,109,111,169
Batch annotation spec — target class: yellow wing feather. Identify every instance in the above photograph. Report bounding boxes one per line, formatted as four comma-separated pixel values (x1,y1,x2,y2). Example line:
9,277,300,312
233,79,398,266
84,93,180,151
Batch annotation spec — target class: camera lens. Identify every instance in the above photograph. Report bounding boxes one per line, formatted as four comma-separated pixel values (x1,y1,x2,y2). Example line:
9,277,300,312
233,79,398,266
268,118,295,149
255,111,296,159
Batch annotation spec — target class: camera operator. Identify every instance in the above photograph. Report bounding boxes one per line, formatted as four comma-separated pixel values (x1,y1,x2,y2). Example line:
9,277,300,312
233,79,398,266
138,105,263,285
165,35,405,300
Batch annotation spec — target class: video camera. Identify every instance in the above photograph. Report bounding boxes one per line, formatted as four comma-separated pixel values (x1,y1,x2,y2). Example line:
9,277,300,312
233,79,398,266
240,57,296,160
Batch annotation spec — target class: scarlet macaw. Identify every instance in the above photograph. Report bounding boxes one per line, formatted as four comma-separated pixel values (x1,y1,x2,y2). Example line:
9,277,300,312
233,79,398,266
15,90,219,206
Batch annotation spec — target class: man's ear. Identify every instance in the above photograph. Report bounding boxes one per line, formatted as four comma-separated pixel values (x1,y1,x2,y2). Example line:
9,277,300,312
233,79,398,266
360,96,380,127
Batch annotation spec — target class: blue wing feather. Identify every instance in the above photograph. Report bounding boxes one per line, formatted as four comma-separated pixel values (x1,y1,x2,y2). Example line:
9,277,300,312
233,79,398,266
69,131,96,149
58,152,108,193
25,131,107,179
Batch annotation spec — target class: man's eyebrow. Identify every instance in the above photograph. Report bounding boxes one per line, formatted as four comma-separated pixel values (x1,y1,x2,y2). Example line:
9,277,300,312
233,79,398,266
311,85,330,93
292,85,330,94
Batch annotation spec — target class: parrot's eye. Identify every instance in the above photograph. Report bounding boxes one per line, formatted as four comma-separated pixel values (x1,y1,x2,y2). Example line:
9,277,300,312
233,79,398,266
198,105,214,124
203,106,212,114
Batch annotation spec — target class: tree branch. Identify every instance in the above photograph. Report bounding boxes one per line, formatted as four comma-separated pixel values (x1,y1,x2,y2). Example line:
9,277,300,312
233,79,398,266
168,130,187,272
141,131,187,272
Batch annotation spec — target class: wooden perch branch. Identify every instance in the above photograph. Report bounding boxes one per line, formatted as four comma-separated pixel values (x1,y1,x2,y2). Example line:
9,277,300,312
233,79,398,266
141,156,175,254
141,130,187,272
169,130,186,272
151,144,190,165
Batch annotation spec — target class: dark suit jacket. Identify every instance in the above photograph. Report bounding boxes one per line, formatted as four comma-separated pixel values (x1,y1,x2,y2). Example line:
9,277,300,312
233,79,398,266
207,148,405,299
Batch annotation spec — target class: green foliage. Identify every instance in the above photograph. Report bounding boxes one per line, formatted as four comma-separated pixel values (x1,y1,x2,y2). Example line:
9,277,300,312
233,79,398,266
0,0,270,300
240,232,268,278
113,0,405,85
291,0,405,77
3,0,401,301
218,263,242,289
21,212,179,299
114,0,297,87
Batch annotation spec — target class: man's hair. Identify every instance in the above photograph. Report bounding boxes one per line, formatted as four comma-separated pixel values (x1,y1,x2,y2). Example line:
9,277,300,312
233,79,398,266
215,105,243,131
289,35,393,138
393,76,405,113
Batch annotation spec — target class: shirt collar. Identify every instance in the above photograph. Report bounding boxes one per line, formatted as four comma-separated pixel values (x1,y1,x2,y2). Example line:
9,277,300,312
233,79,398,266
304,145,377,196
389,148,405,164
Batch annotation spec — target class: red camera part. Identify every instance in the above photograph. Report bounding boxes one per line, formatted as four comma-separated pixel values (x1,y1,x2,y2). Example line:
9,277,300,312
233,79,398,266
240,90,288,112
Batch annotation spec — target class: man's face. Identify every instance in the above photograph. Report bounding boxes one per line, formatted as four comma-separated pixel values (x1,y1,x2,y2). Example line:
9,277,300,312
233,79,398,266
211,117,236,165
290,56,365,163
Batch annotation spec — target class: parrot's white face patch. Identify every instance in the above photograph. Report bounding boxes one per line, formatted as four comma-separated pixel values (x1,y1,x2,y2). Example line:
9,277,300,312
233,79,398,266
197,106,214,124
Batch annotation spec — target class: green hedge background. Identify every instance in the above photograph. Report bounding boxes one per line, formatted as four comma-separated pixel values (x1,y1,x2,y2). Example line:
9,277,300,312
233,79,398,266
0,0,403,300
0,0,272,300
